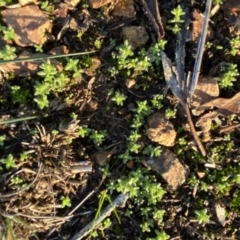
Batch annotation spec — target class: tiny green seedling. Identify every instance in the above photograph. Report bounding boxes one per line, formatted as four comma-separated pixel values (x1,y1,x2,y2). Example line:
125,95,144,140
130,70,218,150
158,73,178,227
70,112,78,120
51,129,59,136
216,45,223,50
66,137,73,145
213,0,223,5
78,125,91,138
20,152,28,162
102,218,111,229
136,100,153,116
205,41,213,49
119,151,131,163
217,63,239,89
37,60,58,79
0,154,16,169
127,131,142,154
230,36,240,56
128,131,141,142
148,40,167,65
143,145,162,157
0,26,15,41
11,85,29,105
155,230,170,240
195,209,210,225
118,40,134,59
94,38,102,49
11,176,23,185
90,130,107,146
0,45,17,60
3,27,15,41
40,1,50,11
165,108,177,119
169,5,185,34
0,0,13,7
34,44,43,52
178,137,187,146
151,94,164,109
111,91,126,106
65,58,79,72
129,141,141,154
34,93,49,110
60,196,71,208
0,135,6,147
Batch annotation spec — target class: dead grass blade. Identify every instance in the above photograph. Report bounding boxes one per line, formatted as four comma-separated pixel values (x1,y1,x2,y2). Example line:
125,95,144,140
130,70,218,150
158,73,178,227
0,115,40,125
160,51,186,104
11,217,39,240
0,51,95,65
140,0,165,38
5,218,16,240
190,0,213,99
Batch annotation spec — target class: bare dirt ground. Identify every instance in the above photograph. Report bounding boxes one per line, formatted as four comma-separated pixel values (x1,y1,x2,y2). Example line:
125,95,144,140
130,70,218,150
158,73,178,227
0,0,240,239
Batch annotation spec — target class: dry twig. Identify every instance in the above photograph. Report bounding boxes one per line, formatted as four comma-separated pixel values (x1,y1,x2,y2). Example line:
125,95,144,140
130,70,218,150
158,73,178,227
140,0,165,38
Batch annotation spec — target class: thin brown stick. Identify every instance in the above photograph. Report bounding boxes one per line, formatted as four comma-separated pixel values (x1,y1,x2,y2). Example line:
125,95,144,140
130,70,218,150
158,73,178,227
67,189,96,216
183,103,206,156
185,72,206,156
219,124,240,134
140,0,165,38
154,0,165,38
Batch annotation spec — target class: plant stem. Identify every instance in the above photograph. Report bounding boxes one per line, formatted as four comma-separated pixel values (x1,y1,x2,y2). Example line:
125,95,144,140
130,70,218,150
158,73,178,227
183,103,206,156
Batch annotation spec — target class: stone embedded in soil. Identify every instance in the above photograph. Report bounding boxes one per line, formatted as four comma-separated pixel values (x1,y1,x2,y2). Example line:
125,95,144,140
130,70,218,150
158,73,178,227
92,149,114,166
0,51,63,76
111,0,135,19
146,112,176,147
64,0,81,7
48,45,69,55
191,76,219,116
191,9,214,42
18,0,39,6
54,3,69,18
197,171,205,179
85,99,98,112
197,92,240,117
215,203,226,227
88,0,112,9
1,5,52,47
142,147,189,189
126,78,136,88
196,92,240,138
122,26,149,50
